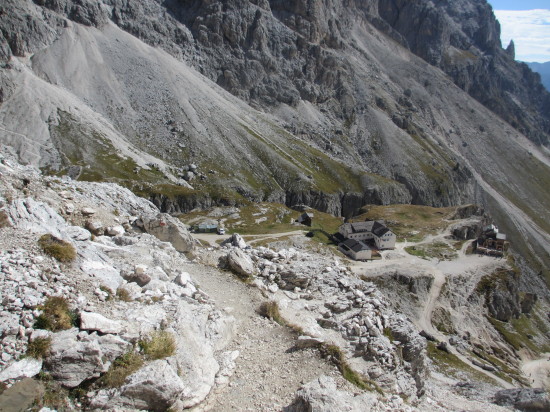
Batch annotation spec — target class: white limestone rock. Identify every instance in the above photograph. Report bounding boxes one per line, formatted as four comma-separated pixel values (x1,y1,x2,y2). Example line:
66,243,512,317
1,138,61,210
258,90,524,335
106,225,125,237
91,360,184,411
63,225,91,241
86,220,104,235
8,198,66,237
81,207,96,216
287,375,380,411
142,279,168,294
221,233,247,249
80,259,123,292
0,358,42,382
80,312,123,334
174,271,191,286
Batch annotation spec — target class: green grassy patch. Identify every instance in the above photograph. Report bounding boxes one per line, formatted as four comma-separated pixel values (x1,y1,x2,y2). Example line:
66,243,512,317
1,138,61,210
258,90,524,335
48,110,166,185
471,349,526,385
404,241,457,260
319,344,383,394
354,204,457,242
486,316,547,353
97,352,144,388
426,342,496,384
34,373,69,411
180,203,343,245
38,234,77,263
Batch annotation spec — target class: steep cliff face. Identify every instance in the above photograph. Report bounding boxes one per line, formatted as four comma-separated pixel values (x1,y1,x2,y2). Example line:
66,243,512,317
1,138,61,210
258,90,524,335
373,0,550,146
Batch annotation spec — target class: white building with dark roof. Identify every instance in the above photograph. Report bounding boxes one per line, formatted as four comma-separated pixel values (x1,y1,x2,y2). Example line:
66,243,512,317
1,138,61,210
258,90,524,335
338,220,396,250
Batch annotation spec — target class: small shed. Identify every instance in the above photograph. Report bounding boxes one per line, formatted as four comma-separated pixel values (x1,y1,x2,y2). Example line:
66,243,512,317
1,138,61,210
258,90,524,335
297,212,314,227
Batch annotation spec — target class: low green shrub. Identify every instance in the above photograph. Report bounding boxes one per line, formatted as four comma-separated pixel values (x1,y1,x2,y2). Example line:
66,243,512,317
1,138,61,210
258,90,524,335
116,288,132,302
38,234,76,263
139,331,176,360
34,296,77,332
26,337,52,359
258,301,285,325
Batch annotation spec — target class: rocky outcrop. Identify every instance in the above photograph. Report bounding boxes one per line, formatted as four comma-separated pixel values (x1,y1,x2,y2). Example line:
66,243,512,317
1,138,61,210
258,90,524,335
494,388,550,412
286,375,377,411
476,269,532,322
44,328,107,388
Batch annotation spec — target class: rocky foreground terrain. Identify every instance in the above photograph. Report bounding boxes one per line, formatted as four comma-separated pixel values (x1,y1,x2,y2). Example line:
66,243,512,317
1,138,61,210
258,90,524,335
1,144,549,411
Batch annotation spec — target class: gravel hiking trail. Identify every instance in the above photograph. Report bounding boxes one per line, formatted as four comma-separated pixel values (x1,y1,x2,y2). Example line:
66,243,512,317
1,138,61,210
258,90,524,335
184,262,345,412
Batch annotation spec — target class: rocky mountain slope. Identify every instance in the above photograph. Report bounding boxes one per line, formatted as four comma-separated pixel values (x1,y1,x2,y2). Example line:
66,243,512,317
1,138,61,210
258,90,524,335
1,145,550,411
2,0,549,284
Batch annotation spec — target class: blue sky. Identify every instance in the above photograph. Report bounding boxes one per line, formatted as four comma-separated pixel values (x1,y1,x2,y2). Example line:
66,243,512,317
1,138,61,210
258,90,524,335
488,1,550,62
489,0,549,10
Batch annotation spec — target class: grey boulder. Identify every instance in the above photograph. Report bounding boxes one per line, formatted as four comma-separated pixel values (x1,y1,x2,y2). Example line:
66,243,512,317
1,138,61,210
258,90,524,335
141,213,194,253
227,249,255,278
44,329,104,388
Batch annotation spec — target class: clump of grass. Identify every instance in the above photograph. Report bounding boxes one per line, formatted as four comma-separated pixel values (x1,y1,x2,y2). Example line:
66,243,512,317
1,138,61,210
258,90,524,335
116,288,132,302
382,327,393,339
38,234,76,263
98,352,144,388
35,373,69,410
99,285,113,301
258,301,285,325
26,337,52,359
319,344,383,394
34,296,77,332
0,210,11,228
139,331,176,360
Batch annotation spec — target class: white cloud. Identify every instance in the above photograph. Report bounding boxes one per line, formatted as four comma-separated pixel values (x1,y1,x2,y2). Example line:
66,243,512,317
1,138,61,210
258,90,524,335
494,9,550,62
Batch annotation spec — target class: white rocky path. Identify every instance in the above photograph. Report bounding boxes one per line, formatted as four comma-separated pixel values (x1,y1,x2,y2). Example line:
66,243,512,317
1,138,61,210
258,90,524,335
184,261,347,412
